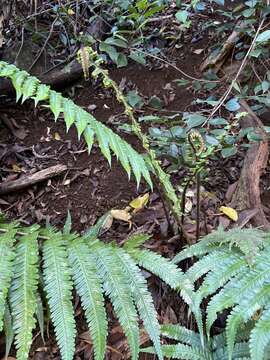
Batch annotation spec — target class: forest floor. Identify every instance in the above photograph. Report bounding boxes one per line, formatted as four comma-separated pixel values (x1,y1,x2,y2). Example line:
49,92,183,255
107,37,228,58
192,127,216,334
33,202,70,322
0,0,267,358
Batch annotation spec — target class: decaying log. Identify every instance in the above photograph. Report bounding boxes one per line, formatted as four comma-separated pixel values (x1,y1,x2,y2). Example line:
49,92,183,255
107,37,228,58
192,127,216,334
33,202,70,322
230,100,270,229
0,164,67,195
200,22,245,73
0,59,84,95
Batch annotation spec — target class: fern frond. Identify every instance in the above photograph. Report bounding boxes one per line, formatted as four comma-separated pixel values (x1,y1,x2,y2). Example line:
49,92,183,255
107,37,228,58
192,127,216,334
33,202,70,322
226,285,270,360
142,343,212,360
93,245,140,360
113,248,163,360
213,341,250,360
173,227,266,264
128,247,204,343
193,251,247,313
0,222,17,331
42,229,76,360
123,233,151,250
160,324,202,347
10,228,39,360
0,61,152,188
250,307,270,360
67,239,107,360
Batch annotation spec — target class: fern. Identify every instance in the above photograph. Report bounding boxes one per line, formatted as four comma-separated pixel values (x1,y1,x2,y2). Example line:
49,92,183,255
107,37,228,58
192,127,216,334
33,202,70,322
0,61,152,188
42,229,76,360
67,238,107,360
0,222,17,332
174,227,270,360
0,218,196,360
9,227,39,360
142,323,251,359
93,244,140,360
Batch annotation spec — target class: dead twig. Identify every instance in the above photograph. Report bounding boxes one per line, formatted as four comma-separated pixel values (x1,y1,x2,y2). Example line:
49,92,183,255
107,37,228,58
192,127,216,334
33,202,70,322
0,164,67,195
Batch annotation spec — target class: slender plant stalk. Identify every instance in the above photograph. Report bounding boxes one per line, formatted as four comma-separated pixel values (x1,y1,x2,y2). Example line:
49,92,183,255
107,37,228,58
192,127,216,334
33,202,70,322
79,48,183,229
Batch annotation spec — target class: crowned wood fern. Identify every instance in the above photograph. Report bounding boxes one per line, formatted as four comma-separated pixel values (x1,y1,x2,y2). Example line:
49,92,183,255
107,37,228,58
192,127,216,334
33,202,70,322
0,218,194,360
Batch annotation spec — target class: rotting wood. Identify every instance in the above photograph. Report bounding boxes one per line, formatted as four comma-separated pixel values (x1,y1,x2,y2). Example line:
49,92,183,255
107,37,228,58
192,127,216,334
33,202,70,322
0,59,84,94
230,100,270,229
0,164,67,195
200,21,245,73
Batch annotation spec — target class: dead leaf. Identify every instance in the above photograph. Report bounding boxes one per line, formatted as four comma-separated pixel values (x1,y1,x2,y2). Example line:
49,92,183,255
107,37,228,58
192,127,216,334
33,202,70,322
111,209,132,222
193,48,204,55
220,206,238,221
54,132,61,141
12,164,21,173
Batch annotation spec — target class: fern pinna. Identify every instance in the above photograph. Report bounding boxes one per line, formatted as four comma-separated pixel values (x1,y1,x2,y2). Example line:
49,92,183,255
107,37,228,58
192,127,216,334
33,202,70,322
0,219,194,360
172,227,270,360
142,323,252,359
0,61,152,188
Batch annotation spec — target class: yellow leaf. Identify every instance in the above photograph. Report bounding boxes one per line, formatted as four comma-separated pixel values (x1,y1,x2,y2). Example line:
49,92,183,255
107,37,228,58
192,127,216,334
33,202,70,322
54,132,61,140
67,8,75,15
12,164,21,173
220,206,238,221
111,209,132,223
129,193,149,213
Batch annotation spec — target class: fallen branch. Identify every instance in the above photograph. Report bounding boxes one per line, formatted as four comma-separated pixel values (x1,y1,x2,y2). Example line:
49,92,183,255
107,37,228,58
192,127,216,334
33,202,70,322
230,100,270,229
0,164,67,195
0,58,84,94
200,21,245,73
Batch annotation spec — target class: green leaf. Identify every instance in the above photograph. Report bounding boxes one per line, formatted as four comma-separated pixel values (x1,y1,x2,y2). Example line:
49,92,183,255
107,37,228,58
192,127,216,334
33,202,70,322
84,126,95,154
10,230,39,360
129,51,146,65
4,305,14,359
221,146,237,158
113,248,163,360
185,114,206,129
256,30,270,43
104,37,128,48
225,98,240,112
0,223,16,332
63,99,76,131
94,245,140,360
175,10,189,23
116,53,128,68
43,230,76,360
68,239,107,360
49,90,62,120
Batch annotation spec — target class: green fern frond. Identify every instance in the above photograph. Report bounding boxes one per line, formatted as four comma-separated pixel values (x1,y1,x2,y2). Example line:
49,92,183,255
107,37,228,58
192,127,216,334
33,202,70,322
0,61,152,188
67,239,107,360
123,233,151,250
160,324,202,347
0,223,17,331
250,307,270,360
142,343,212,360
173,227,266,264
42,229,76,360
93,245,140,360
113,248,163,360
10,228,39,360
